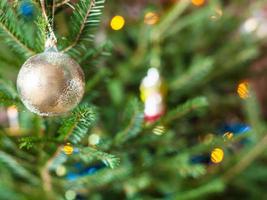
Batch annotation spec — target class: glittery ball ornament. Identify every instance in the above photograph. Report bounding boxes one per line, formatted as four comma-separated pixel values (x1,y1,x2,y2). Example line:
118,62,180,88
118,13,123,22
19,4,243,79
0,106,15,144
17,50,85,116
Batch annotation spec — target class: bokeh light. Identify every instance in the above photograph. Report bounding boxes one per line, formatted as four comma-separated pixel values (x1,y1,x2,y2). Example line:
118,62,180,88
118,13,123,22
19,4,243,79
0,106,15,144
89,133,100,145
153,125,165,135
211,148,224,164
63,143,74,155
237,81,249,99
144,12,159,25
191,0,205,7
110,15,125,30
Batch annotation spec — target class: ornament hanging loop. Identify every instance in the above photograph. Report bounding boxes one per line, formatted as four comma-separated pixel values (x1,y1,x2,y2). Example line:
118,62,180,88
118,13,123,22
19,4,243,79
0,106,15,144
45,33,58,52
40,0,58,51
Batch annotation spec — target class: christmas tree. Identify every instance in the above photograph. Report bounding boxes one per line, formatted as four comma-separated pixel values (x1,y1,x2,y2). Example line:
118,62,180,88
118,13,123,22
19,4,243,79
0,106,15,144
0,0,267,199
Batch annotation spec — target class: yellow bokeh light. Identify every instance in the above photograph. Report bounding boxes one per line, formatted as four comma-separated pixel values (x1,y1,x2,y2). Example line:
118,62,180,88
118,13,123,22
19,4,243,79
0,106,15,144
110,15,125,31
223,132,233,140
191,0,205,6
144,12,159,25
153,125,165,136
237,81,249,99
211,148,224,164
63,143,74,155
210,7,223,21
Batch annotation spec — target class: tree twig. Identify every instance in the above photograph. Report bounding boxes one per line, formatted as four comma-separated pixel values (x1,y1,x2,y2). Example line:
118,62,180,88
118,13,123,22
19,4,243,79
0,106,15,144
62,0,95,53
55,0,71,8
223,133,267,181
39,0,57,48
0,21,35,56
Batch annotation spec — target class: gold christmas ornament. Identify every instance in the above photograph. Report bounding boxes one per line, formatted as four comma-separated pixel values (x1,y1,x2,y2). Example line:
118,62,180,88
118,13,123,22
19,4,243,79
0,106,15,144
17,50,85,116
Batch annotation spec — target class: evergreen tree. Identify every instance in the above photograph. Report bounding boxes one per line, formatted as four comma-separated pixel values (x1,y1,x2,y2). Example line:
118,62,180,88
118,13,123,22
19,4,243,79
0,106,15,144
0,0,266,199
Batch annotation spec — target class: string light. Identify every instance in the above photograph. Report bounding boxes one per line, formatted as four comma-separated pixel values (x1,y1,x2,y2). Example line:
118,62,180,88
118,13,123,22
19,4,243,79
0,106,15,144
144,12,159,25
65,190,76,200
7,105,19,131
223,132,233,141
56,165,66,176
210,148,224,164
63,143,74,155
89,133,100,145
191,0,205,7
153,125,165,135
110,15,125,31
237,81,249,99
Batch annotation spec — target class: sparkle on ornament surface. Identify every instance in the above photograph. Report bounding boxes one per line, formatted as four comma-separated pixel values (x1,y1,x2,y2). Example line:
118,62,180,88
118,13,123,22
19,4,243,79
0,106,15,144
144,93,163,116
211,148,224,164
89,133,100,145
65,190,76,200
142,68,160,88
110,15,125,30
191,0,205,6
63,143,74,155
237,81,249,99
243,18,259,33
144,12,159,25
56,165,66,176
153,125,165,135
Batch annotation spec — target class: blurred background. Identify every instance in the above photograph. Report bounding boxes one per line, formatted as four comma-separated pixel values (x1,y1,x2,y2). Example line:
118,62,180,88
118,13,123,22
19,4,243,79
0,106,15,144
1,0,267,199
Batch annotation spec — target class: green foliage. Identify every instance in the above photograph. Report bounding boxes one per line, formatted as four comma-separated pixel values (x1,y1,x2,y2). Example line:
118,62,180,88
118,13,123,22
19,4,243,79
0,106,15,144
62,0,105,59
80,147,120,168
0,0,35,58
164,96,209,123
170,58,214,92
0,151,38,184
0,75,20,106
114,99,144,145
58,104,97,144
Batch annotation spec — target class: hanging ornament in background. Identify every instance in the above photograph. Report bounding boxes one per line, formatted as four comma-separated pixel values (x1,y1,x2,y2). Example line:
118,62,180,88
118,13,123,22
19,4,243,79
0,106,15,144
140,68,166,123
17,48,85,116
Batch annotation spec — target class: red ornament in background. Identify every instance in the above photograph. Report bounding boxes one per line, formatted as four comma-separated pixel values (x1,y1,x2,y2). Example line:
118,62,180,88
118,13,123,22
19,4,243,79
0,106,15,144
140,68,166,123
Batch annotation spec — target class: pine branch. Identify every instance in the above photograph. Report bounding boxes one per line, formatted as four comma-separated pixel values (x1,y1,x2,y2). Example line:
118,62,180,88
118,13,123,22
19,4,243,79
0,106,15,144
80,147,120,169
62,0,105,57
114,99,144,145
58,104,97,144
0,151,39,185
0,75,20,106
163,96,209,124
68,166,130,189
41,105,97,191
0,0,35,58
169,58,214,92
